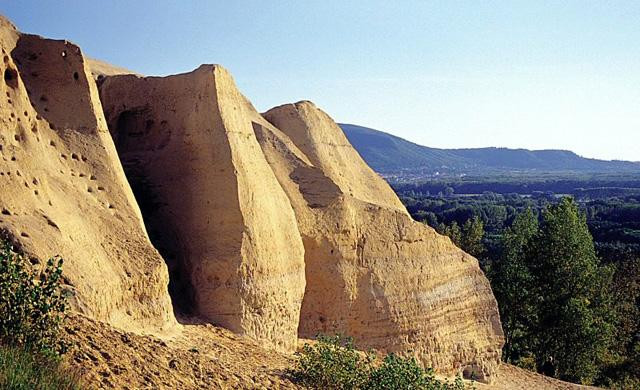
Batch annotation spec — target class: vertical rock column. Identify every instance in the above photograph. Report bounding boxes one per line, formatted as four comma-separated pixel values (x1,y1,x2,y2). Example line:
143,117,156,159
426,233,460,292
98,65,306,351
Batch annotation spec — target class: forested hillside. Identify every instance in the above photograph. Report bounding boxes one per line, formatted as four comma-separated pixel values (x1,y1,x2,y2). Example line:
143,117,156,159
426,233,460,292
341,124,640,177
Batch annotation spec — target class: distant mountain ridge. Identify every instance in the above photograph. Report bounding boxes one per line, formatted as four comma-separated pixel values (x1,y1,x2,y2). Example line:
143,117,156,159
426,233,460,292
340,123,640,175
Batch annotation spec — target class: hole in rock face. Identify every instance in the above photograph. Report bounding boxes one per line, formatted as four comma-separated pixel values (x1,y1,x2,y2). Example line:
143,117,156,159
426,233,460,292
111,109,194,316
114,109,151,148
73,71,79,80
462,364,484,382
123,162,195,315
4,67,18,88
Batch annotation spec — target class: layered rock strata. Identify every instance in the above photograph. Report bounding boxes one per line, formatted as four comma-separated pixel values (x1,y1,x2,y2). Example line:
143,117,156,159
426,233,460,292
256,101,504,380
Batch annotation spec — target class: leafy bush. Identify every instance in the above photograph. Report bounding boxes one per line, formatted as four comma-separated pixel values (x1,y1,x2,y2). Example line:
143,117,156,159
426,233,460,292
0,345,81,390
365,353,466,390
0,240,69,356
289,335,373,389
289,335,470,389
0,239,79,388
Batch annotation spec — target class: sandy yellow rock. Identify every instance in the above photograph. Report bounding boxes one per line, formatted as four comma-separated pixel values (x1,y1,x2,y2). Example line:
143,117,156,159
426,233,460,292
264,101,406,213
97,65,306,352
0,18,175,332
257,101,504,381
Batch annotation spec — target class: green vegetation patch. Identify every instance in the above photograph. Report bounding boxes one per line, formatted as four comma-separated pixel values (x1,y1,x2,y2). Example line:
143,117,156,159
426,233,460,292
0,345,81,390
0,239,81,389
289,335,470,390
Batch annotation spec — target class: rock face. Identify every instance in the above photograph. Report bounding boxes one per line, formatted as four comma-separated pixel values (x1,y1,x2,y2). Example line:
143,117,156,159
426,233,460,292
263,102,407,213
97,66,306,352
0,17,175,331
256,101,504,381
0,12,503,380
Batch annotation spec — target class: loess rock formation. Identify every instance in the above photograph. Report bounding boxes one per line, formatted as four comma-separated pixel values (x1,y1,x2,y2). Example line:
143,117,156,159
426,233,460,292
0,16,175,332
97,66,306,352
98,69,503,378
1,12,504,383
257,101,504,380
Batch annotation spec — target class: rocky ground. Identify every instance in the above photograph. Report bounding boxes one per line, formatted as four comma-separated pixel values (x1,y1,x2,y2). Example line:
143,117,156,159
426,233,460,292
65,314,297,389
65,314,596,390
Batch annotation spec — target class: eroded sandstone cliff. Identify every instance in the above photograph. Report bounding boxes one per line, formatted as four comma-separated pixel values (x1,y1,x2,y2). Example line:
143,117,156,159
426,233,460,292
257,101,504,380
98,69,503,378
1,12,504,382
0,16,175,332
97,66,306,352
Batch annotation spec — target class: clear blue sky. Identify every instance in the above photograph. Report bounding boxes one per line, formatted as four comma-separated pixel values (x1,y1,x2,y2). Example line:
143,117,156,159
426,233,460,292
3,1,639,161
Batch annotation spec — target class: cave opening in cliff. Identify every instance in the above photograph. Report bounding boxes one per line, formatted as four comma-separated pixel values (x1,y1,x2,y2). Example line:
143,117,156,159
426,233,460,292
113,109,196,317
4,66,18,89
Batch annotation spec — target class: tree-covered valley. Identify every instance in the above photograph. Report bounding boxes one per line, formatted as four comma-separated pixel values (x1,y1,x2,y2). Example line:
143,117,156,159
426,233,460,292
395,176,640,388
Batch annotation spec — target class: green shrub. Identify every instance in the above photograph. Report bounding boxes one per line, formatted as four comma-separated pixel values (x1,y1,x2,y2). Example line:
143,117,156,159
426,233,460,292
289,335,374,389
0,240,69,356
365,353,466,390
0,239,80,388
290,335,471,389
0,345,81,390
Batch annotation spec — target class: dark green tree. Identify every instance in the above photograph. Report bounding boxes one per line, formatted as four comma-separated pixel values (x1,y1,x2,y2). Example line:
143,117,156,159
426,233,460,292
437,221,462,248
444,186,455,197
597,254,640,388
490,200,616,384
529,198,615,384
489,208,538,364
461,216,486,259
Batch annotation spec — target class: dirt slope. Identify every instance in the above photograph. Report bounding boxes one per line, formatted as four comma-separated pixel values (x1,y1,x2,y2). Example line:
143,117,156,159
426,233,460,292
66,314,297,389
66,314,593,390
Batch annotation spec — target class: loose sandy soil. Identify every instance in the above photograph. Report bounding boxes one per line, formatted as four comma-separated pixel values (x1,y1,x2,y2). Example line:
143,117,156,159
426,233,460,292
477,364,599,390
66,314,297,389
66,314,596,390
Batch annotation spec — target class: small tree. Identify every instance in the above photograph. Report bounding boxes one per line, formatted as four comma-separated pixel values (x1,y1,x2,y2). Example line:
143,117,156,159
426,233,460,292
461,216,485,259
365,354,455,390
289,335,373,389
0,240,69,357
438,221,462,247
